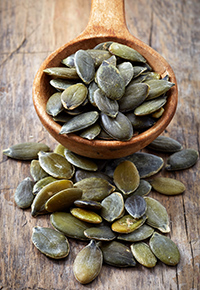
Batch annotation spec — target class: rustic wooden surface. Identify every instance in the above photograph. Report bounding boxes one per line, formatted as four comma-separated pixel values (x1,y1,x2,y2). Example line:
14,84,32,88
0,0,199,289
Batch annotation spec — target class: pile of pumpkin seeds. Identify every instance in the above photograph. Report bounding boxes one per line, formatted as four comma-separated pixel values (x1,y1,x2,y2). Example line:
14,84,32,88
44,42,175,141
3,136,199,284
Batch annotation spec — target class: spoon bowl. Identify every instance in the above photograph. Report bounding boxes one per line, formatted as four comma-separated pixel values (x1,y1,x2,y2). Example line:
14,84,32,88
32,0,178,159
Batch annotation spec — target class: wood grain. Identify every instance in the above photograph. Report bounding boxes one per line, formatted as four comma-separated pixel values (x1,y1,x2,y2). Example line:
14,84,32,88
0,0,199,289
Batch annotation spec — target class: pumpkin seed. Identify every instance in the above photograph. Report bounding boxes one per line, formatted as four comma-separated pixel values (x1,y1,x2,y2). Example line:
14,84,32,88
43,67,79,79
130,242,157,268
104,55,117,66
87,49,112,67
73,240,103,284
64,149,98,171
61,53,75,67
99,240,136,267
79,123,101,140
33,176,57,195
53,143,66,156
3,142,50,160
101,192,124,222
113,160,140,195
74,169,112,183
30,160,49,182
96,61,125,100
74,177,115,201
118,224,154,242
74,199,102,211
109,42,146,63
45,188,82,212
61,83,88,110
70,208,102,224
144,197,170,233
132,66,147,78
94,41,113,50
31,179,73,217
38,151,75,179
142,71,160,81
165,148,199,171
74,50,95,84
32,226,70,259
52,111,71,123
50,79,76,91
88,81,98,106
125,195,147,219
145,79,175,100
100,112,133,141
129,179,152,197
149,177,185,195
134,96,167,116
151,107,164,118
14,177,34,209
111,214,147,234
94,88,119,118
46,92,63,116
125,112,155,131
149,232,180,266
84,224,116,241
147,136,183,152
50,212,90,240
59,111,99,134
117,62,134,86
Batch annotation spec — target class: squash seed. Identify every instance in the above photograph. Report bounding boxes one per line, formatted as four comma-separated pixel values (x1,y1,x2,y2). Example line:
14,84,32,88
145,79,175,100
93,41,113,50
74,199,102,211
74,50,95,84
79,123,101,140
147,136,183,152
94,88,119,118
74,177,115,201
130,242,157,268
73,240,103,284
165,148,199,171
129,179,152,197
100,192,124,222
46,92,63,117
149,177,186,195
43,67,79,79
64,149,98,171
117,62,134,86
134,96,167,116
45,188,82,212
113,160,140,195
61,83,88,110
14,177,34,209
62,53,75,67
30,160,49,182
50,78,76,91
33,176,57,195
111,214,147,234
32,226,70,259
118,224,154,242
84,224,116,241
99,240,136,267
53,143,66,156
50,212,90,240
149,232,180,266
144,197,170,233
38,151,75,179
31,179,73,217
74,169,112,184
125,112,155,131
3,142,50,160
87,49,112,67
70,208,102,224
125,195,147,219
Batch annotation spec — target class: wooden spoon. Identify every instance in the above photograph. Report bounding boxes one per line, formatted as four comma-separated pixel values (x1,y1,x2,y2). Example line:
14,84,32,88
32,0,178,159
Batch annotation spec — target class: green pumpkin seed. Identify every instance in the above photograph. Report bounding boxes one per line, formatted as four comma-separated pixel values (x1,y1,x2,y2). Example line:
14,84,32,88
74,177,115,201
134,96,167,116
133,66,147,78
125,112,155,131
45,188,82,212
93,41,113,50
84,224,116,241
50,212,90,240
88,81,98,106
113,160,140,195
64,149,98,171
96,61,125,100
30,160,49,182
151,107,165,118
46,92,63,117
149,177,185,195
74,50,95,84
101,192,124,222
74,169,112,184
31,179,73,217
70,208,102,224
130,242,157,268
52,111,71,123
125,195,147,219
73,240,103,284
104,55,117,66
59,111,99,134
3,142,50,160
147,136,183,152
118,224,154,242
118,82,149,112
43,67,79,79
79,123,101,140
38,151,75,179
130,73,147,84
33,176,57,195
32,226,70,259
94,88,119,118
111,214,147,234
61,53,75,67
53,143,66,156
145,79,175,100
129,179,152,197
100,112,133,141
14,177,34,209
61,83,88,110
117,62,134,86
74,199,102,211
149,232,180,266
109,42,146,63
50,79,76,91
87,49,112,67
142,71,161,81
165,148,199,171
99,240,136,267
144,197,170,233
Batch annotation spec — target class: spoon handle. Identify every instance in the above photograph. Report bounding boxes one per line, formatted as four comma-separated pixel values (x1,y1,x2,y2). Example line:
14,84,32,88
82,0,130,38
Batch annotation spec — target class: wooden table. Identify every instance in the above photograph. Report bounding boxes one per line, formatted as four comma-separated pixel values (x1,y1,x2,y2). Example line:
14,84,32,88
0,0,199,289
